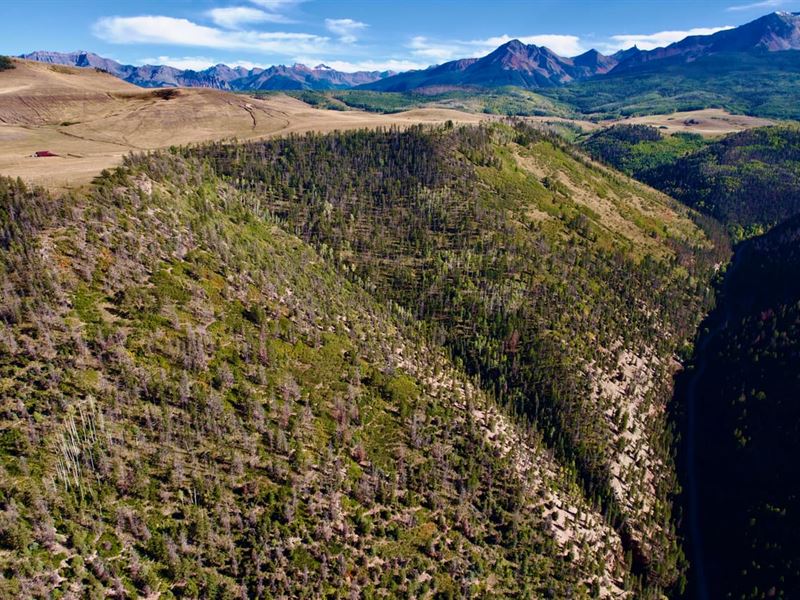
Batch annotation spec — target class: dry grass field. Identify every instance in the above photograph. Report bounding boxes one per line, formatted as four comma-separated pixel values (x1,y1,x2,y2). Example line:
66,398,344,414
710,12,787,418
500,109,771,138
0,60,776,188
505,109,772,137
606,108,774,136
0,59,483,188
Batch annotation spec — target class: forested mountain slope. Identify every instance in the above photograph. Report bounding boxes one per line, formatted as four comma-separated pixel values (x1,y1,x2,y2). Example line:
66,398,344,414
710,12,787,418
0,165,627,598
0,123,721,597
585,120,800,598
690,216,800,599
582,125,708,179
540,49,800,120
181,122,723,593
584,124,800,240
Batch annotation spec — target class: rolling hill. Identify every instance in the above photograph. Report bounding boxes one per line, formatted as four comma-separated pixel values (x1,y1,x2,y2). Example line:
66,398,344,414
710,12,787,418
0,58,481,187
543,48,800,119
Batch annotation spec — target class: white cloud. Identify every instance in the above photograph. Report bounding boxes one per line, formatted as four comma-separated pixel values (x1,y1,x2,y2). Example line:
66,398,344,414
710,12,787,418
208,7,291,29
249,0,304,9
244,0,303,23
604,26,734,52
325,18,368,44
727,0,785,10
408,37,458,61
136,56,265,70
408,33,585,63
93,15,330,56
137,55,218,70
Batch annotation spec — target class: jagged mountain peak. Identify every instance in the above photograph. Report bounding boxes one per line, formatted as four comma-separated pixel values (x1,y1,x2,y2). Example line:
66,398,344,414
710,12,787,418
769,10,800,21
611,10,800,71
612,45,641,59
362,39,611,91
486,39,561,61
498,38,528,51
574,48,617,69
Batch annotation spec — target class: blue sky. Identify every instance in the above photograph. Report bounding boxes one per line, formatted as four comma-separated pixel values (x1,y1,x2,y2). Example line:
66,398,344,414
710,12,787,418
2,0,798,72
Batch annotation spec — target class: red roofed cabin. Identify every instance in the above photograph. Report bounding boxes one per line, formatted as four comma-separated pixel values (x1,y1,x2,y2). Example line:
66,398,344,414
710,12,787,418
33,150,58,157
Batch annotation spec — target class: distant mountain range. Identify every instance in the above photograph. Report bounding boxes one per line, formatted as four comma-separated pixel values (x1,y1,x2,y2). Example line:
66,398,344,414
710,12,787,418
360,42,633,92
364,11,800,92
19,11,800,92
17,50,393,90
613,10,800,71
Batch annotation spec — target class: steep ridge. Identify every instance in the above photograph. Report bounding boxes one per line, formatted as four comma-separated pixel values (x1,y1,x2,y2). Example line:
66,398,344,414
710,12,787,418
364,12,800,95
457,41,579,87
583,121,800,597
183,122,721,594
572,49,619,76
0,162,625,598
17,12,800,101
